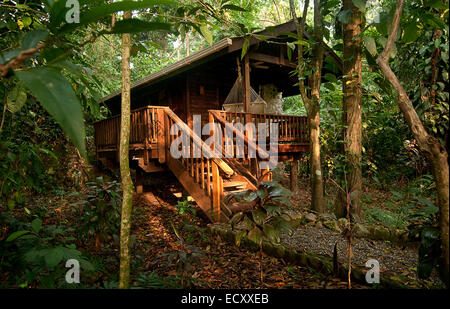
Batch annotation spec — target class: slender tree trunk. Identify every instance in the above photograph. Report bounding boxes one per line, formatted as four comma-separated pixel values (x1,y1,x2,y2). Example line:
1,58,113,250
335,0,364,222
289,0,324,213
119,10,134,289
185,32,190,57
290,159,298,192
376,0,449,283
309,108,324,212
309,0,325,213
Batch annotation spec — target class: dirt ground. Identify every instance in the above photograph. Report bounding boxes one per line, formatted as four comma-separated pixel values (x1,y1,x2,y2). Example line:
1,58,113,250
130,171,367,289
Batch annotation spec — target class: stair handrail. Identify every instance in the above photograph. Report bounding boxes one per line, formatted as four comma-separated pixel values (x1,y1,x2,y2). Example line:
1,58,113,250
163,107,234,177
209,110,272,161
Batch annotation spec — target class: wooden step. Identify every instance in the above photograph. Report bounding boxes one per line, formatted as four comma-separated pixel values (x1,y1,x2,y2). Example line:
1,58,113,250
223,181,247,189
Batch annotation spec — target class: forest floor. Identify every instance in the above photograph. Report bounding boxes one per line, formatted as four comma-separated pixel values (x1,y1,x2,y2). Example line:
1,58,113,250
128,172,367,289
4,163,443,289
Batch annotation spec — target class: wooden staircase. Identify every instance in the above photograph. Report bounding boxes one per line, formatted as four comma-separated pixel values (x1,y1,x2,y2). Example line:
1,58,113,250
94,106,309,223
161,108,260,222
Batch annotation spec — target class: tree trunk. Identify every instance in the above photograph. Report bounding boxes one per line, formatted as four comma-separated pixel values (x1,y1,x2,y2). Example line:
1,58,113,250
376,0,449,283
289,0,324,213
119,10,134,289
290,159,298,192
309,108,324,212
309,0,325,213
335,0,364,222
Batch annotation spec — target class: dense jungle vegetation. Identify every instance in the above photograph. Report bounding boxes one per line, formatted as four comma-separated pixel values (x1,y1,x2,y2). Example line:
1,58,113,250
0,0,448,290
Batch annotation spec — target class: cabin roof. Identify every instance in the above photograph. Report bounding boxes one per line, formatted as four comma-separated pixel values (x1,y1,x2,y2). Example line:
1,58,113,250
101,20,342,104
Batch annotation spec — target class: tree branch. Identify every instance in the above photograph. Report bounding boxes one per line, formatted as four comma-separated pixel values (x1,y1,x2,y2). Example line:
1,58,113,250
289,0,311,113
0,43,45,77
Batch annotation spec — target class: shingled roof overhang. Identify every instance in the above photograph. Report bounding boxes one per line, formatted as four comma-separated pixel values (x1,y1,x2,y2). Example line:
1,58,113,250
100,20,342,104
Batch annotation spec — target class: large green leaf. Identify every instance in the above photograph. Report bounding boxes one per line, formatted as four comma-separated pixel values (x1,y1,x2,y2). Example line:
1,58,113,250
363,35,377,56
402,23,420,44
6,230,30,242
241,37,250,60
105,19,172,34
45,247,64,268
337,9,352,24
15,67,86,157
352,0,366,12
221,4,246,12
22,30,49,49
7,83,27,113
247,226,263,245
199,24,213,45
31,218,43,233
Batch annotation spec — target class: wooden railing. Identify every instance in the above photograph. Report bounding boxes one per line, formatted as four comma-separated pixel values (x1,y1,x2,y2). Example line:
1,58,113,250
162,108,234,221
214,110,309,143
209,110,272,182
93,106,160,152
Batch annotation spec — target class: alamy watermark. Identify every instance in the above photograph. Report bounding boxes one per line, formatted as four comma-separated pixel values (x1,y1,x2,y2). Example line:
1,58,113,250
65,0,80,24
169,115,279,169
65,259,80,284
365,259,380,284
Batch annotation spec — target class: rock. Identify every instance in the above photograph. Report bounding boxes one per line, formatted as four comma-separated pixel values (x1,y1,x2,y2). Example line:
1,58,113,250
373,226,390,240
316,221,323,228
353,223,369,238
318,213,337,221
324,220,342,233
305,213,317,223
284,210,303,221
338,218,350,230
307,255,323,269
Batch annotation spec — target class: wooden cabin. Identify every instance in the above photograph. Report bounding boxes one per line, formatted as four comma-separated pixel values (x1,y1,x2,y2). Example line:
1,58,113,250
94,20,341,222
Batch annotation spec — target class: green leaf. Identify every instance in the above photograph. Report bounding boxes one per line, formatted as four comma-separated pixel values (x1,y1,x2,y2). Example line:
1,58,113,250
22,30,49,50
243,190,258,202
426,0,448,10
15,67,86,157
324,73,338,83
221,4,246,12
241,37,250,60
6,230,30,242
21,16,32,28
199,24,213,45
31,218,42,233
45,247,64,268
363,35,377,56
247,227,263,245
7,83,27,113
58,0,178,33
230,212,244,229
0,49,21,64
252,209,266,226
235,230,247,246
337,9,352,24
352,0,366,12
390,190,403,199
402,23,420,43
105,19,172,34
7,199,15,211
263,224,280,243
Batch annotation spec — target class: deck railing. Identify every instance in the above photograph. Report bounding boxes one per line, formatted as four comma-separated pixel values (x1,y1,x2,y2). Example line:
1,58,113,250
93,106,161,152
214,110,309,143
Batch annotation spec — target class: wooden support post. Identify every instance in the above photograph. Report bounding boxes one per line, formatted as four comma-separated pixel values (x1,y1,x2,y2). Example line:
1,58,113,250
209,112,215,151
186,76,192,129
211,161,221,222
243,54,251,113
157,108,166,164
135,168,144,194
290,159,298,192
